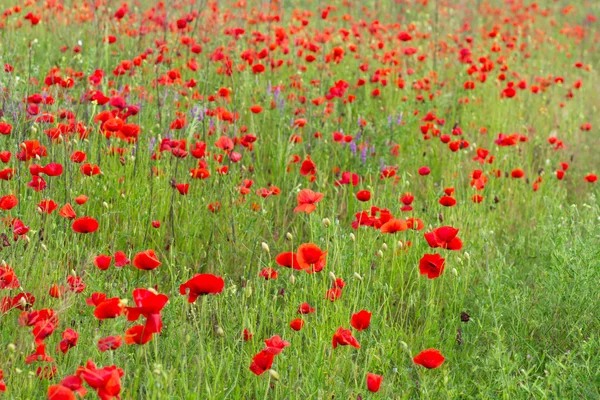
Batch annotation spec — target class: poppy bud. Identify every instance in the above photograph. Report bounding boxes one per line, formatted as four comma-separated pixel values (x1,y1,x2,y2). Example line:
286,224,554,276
245,286,252,297
103,201,109,209
377,250,383,257
381,243,388,251
328,271,336,282
289,275,296,284
1,260,5,267
18,297,27,308
322,218,331,227
24,235,30,243
15,368,22,374
269,369,280,381
464,252,470,260
353,272,363,280
261,242,270,253
400,341,409,351
41,243,47,252
285,232,293,241
7,343,16,352
215,326,225,337
349,233,355,242
153,369,161,375
452,268,458,276
147,287,159,295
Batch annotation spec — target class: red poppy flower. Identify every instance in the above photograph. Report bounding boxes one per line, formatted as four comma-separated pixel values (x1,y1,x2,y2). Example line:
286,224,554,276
296,243,327,273
275,252,302,270
125,288,169,334
93,298,124,320
264,335,290,355
418,166,431,175
124,325,154,345
290,318,305,331
356,190,371,202
47,385,76,400
585,173,597,183
350,310,372,331
293,189,324,214
439,196,456,207
98,336,123,352
175,183,190,195
413,348,445,369
326,287,342,302
26,343,54,364
72,216,99,233
249,350,274,376
332,327,360,349
297,302,315,314
76,360,124,399
58,328,79,354
133,249,161,270
59,203,76,219
258,267,277,280
0,194,18,210
366,373,383,392
380,218,408,234
179,274,224,303
242,329,253,342
419,254,446,279
424,226,463,250
94,255,112,271
114,251,130,267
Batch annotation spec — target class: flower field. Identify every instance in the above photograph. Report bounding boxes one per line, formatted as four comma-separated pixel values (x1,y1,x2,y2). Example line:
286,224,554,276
0,0,599,398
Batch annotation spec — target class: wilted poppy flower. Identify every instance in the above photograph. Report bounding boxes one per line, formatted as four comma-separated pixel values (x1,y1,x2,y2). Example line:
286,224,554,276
419,254,446,279
290,318,304,331
72,216,99,233
424,226,463,250
98,336,122,352
366,373,383,392
179,274,224,303
293,189,324,214
350,310,372,331
242,329,253,342
133,250,161,270
326,287,342,302
413,349,445,369
332,327,360,348
249,350,274,376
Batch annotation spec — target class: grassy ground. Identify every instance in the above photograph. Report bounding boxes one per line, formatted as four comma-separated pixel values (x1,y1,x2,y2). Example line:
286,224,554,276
0,0,599,398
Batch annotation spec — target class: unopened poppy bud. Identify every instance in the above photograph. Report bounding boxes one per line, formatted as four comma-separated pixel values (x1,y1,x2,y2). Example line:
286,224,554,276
102,201,109,209
18,297,27,308
400,341,409,351
35,154,40,160
15,368,22,374
269,369,280,381
381,243,388,251
289,275,296,284
457,257,462,264
464,252,470,260
328,271,336,281
120,299,129,306
41,243,47,252
121,193,126,199
349,233,356,242
452,268,458,276
1,260,5,267
153,369,161,375
215,326,225,337
7,343,16,352
245,286,252,297
285,232,293,241
322,218,331,227
71,269,77,276
377,250,383,257
353,272,363,280
23,235,30,243
261,242,270,253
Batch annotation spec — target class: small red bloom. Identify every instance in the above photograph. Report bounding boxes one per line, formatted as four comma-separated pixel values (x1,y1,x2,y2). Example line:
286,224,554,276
133,249,161,270
350,310,372,331
179,274,224,303
249,350,274,375
366,373,383,392
72,216,99,233
332,327,360,349
413,348,445,369
290,318,305,331
419,254,446,279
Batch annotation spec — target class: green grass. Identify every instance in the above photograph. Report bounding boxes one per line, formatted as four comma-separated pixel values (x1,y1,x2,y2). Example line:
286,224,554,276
0,0,599,398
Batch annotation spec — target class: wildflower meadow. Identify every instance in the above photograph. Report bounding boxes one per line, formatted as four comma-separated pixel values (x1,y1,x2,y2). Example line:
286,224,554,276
0,0,598,398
